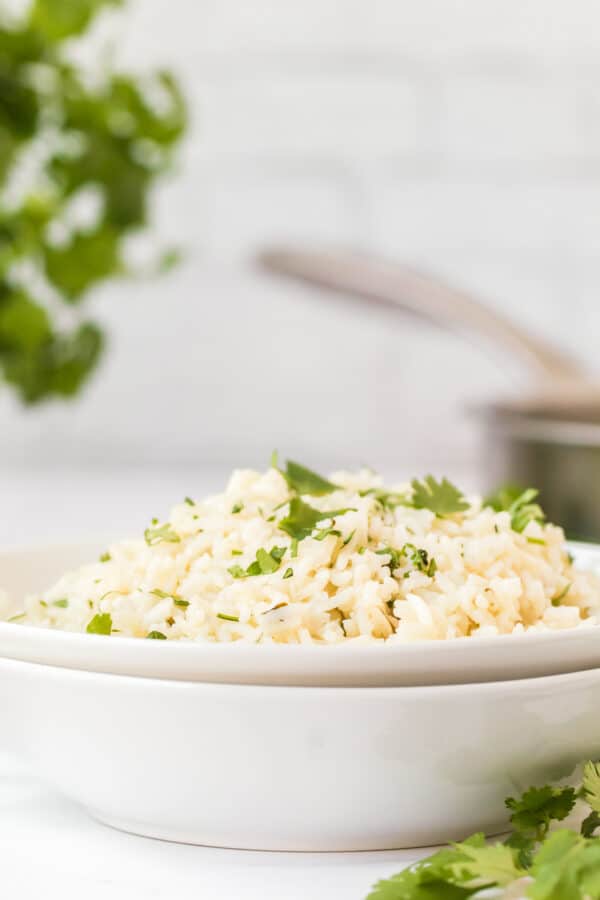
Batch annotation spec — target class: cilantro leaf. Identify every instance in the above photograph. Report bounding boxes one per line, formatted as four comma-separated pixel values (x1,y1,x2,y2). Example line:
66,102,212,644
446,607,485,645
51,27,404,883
228,546,287,578
52,598,69,608
509,488,546,534
376,544,437,577
86,612,112,635
216,612,239,622
367,838,488,900
411,476,469,516
146,630,167,640
580,811,600,838
506,785,577,839
582,761,600,814
485,485,546,534
449,840,524,887
278,497,355,541
359,487,411,510
528,829,600,900
282,459,338,496
144,523,181,546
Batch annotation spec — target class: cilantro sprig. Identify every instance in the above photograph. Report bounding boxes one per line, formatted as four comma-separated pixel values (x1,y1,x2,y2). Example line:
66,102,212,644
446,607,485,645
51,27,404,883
368,760,600,900
411,476,470,516
278,497,355,541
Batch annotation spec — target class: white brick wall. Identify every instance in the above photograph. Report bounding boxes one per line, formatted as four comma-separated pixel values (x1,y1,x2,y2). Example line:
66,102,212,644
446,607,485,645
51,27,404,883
2,0,600,476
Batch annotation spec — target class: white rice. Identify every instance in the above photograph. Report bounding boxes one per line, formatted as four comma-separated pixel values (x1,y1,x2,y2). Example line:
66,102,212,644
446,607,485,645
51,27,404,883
12,466,600,643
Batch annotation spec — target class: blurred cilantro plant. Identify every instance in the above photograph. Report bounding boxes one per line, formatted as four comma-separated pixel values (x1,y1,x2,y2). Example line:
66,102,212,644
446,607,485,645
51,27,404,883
0,0,186,403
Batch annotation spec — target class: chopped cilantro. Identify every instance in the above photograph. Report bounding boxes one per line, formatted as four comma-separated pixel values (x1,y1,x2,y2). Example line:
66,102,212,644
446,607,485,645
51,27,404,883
52,598,69,608
228,546,287,578
231,503,244,514
411,475,469,516
283,567,293,579
144,523,181,546
278,497,355,541
342,529,356,546
527,536,546,545
86,613,112,635
290,538,299,558
486,484,546,534
7,612,26,622
150,588,186,605
99,551,111,563
313,527,342,541
146,630,167,639
376,543,437,577
282,459,338,496
174,598,189,608
359,487,411,510
184,496,195,506
552,583,571,605
231,549,243,556
217,612,239,622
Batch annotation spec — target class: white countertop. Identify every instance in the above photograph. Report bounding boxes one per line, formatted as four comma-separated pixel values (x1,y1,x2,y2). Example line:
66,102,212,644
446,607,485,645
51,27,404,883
0,754,422,900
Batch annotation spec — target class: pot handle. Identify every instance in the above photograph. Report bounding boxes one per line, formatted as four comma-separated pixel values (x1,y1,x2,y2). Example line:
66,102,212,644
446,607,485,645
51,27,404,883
257,244,584,384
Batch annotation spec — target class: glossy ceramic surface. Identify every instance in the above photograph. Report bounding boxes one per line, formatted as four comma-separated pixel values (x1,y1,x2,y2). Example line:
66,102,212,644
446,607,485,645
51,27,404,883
1,659,600,850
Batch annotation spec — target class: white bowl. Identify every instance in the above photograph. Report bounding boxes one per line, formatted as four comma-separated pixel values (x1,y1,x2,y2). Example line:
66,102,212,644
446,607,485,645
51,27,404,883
1,541,600,686
2,657,600,850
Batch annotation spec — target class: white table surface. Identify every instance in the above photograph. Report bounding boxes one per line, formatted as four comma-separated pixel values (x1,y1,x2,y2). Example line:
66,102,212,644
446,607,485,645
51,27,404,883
0,463,471,899
0,751,424,900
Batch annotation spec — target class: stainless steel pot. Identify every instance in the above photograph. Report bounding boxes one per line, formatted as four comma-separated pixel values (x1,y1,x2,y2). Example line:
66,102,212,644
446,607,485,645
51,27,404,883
258,244,600,539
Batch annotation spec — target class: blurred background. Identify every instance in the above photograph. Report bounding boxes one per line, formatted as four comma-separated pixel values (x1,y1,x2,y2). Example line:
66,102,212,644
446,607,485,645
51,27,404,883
3,0,600,542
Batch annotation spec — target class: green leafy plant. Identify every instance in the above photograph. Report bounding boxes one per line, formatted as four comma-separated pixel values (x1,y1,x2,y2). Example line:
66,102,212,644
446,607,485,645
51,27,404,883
368,760,600,899
0,0,186,403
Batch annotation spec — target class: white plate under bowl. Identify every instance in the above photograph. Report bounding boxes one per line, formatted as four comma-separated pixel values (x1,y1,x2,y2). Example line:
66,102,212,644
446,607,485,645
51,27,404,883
1,540,600,686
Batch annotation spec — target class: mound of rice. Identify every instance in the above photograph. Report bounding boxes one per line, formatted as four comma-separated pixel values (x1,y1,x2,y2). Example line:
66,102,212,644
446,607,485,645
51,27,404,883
13,465,600,643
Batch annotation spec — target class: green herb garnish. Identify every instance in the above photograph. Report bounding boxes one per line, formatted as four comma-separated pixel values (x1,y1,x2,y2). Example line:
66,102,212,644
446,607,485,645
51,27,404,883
283,567,293,579
150,589,186,605
231,503,244,514
86,613,112,635
282,459,338,496
279,497,355,541
359,488,411,510
527,536,546,545
144,523,181,546
376,543,437,577
228,546,287,578
410,475,469,516
552,583,571,606
52,598,69,608
486,484,546,534
7,612,26,623
146,630,167,640
217,612,239,622
184,497,195,506
368,761,600,899
99,552,111,563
